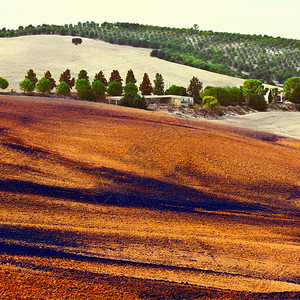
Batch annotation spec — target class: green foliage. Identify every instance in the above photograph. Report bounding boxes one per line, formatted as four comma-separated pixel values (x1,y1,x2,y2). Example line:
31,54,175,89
289,84,300,104
120,82,147,109
44,71,56,90
75,79,90,96
19,78,35,93
78,69,89,82
92,80,106,95
0,77,9,89
25,69,38,85
202,96,220,109
56,81,70,95
139,73,153,95
125,69,137,84
153,73,164,95
168,85,186,96
36,77,52,94
248,94,267,110
80,88,96,101
242,79,268,95
107,81,123,96
59,69,75,88
187,77,203,103
94,71,108,86
225,86,244,106
283,77,300,102
124,82,138,95
109,70,123,84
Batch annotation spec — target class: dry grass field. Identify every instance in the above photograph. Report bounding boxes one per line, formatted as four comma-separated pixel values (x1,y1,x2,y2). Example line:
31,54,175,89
0,35,251,92
0,94,299,299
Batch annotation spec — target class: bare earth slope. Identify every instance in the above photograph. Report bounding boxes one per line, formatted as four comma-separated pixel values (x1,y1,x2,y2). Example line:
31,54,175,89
0,35,249,91
0,95,299,299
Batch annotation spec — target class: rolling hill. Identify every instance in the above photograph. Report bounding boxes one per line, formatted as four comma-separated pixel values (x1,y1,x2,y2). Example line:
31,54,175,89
0,35,251,92
1,21,299,84
0,94,299,298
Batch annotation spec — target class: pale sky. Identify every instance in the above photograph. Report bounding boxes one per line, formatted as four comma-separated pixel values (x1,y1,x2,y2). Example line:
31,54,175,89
1,0,299,39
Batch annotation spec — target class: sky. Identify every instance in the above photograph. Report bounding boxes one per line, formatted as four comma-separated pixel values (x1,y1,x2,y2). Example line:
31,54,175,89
1,0,299,39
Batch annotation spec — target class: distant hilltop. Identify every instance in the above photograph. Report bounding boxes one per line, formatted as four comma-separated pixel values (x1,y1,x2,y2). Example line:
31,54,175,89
1,21,299,85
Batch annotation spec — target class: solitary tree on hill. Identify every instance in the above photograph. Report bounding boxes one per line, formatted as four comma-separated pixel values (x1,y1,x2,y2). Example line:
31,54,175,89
109,70,123,84
94,71,108,86
59,69,75,89
125,69,137,84
139,73,153,95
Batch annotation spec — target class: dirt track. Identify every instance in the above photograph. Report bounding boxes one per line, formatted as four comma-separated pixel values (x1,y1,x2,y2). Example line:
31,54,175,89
0,95,299,299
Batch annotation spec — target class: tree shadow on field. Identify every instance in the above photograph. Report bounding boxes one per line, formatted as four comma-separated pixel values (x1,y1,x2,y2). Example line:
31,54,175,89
0,173,272,214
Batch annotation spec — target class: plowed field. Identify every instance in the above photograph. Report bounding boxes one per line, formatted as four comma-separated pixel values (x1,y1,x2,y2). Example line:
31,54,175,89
0,95,299,299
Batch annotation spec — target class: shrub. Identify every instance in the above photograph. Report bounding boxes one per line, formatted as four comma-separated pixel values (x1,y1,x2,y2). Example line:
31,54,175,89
202,96,220,109
248,94,267,110
296,104,300,112
119,82,147,109
56,81,70,95
107,81,123,96
75,79,90,94
92,80,106,95
124,82,138,95
36,78,52,94
0,77,9,89
168,85,186,96
200,87,228,106
283,77,300,101
19,78,35,93
80,88,96,101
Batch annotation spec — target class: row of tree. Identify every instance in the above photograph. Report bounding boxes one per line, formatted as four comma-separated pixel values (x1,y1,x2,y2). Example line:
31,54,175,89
1,70,299,110
3,68,203,106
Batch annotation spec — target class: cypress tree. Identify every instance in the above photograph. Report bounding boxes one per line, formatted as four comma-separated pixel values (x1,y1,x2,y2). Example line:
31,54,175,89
139,73,153,95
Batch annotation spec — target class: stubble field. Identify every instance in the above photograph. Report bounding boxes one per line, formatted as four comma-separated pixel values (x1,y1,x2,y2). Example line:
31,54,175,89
0,94,299,299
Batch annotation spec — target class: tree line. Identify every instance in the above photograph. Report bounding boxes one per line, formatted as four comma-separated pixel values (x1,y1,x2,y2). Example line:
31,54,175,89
1,69,299,111
1,21,299,85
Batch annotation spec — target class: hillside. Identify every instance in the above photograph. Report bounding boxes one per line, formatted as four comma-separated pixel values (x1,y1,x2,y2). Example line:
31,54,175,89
0,35,248,92
0,95,299,298
1,21,299,84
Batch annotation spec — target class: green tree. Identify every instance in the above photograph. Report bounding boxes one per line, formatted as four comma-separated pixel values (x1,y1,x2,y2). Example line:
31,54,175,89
120,82,147,109
75,79,90,94
36,78,52,94
0,77,9,89
107,81,123,96
187,76,203,103
168,85,186,96
283,77,300,101
248,94,268,110
19,78,35,93
202,96,219,109
78,69,89,82
56,81,70,95
125,69,137,84
242,79,268,95
92,80,106,96
109,70,123,84
289,83,300,104
139,73,153,95
94,71,108,86
59,69,75,89
44,71,56,90
153,73,164,95
25,69,38,85
80,88,96,101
